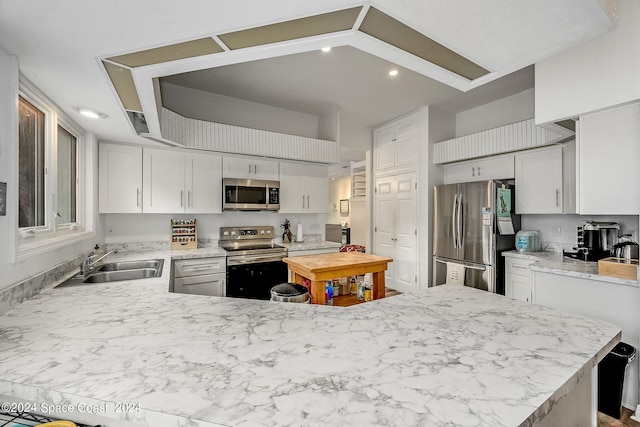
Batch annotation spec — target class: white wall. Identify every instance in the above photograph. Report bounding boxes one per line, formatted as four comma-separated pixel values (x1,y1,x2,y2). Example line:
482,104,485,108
340,120,372,152
0,47,100,291
456,88,534,136
522,214,639,252
161,82,321,139
422,107,454,287
327,175,351,226
103,212,326,244
535,0,640,123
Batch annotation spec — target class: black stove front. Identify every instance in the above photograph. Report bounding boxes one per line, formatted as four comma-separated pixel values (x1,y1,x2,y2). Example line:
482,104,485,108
220,226,289,300
226,259,288,300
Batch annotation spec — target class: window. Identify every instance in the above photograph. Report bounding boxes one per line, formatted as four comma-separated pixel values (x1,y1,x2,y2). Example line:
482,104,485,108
18,96,45,228
56,126,77,225
16,79,88,255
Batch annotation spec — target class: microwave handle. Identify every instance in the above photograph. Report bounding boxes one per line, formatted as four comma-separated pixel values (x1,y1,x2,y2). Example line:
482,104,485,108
266,184,270,208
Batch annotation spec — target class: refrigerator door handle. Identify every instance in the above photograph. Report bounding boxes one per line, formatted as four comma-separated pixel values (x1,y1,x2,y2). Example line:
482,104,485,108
452,193,458,249
456,193,463,249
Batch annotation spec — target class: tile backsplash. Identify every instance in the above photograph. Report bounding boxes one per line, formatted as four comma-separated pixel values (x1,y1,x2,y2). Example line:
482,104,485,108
520,214,639,252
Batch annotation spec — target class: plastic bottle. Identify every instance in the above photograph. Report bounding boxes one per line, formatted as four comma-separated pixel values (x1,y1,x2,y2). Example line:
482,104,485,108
363,274,372,301
350,276,357,295
358,278,365,301
325,280,333,305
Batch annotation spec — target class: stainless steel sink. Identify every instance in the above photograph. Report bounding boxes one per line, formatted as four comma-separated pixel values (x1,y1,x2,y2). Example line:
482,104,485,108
98,259,163,272
83,268,159,283
55,258,163,288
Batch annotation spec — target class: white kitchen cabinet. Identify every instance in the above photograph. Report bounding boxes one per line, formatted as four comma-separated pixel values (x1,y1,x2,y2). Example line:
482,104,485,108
578,102,640,214
374,113,418,171
279,162,328,213
374,172,418,292
172,257,226,297
222,156,279,180
515,145,563,214
143,148,222,213
504,257,535,303
99,143,143,213
443,154,515,184
562,141,577,214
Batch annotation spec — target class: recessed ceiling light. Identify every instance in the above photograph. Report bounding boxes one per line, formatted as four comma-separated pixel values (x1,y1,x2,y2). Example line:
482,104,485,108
76,107,108,119
389,69,399,77
321,47,332,53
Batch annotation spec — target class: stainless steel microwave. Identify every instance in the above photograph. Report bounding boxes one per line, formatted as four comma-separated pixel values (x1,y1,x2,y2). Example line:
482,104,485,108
222,178,280,211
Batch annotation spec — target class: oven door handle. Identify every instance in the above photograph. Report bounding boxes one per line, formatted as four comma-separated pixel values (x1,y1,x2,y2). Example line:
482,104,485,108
227,255,286,265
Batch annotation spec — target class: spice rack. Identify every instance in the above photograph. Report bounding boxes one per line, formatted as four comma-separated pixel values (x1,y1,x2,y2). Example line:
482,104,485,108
171,218,197,250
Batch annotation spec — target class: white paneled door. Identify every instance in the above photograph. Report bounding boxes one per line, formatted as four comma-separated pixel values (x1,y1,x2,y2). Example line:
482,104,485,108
374,172,418,292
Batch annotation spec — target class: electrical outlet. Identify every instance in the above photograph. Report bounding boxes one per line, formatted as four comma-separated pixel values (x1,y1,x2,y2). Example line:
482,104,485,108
106,225,115,235
551,226,561,237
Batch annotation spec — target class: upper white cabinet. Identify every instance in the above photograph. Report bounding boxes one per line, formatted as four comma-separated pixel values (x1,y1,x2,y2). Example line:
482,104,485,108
578,102,640,214
562,141,577,214
99,143,143,213
143,148,222,214
374,113,419,171
222,156,279,180
515,145,563,214
443,154,515,184
279,162,328,213
185,152,223,213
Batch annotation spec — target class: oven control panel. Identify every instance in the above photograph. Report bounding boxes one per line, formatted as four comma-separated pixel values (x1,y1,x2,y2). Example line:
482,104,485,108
220,226,274,241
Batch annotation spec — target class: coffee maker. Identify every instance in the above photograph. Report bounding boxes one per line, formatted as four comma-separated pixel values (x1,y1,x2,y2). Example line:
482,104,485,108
564,221,619,261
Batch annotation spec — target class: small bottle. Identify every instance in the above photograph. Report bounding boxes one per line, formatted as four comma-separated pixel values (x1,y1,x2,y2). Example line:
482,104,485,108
350,276,357,295
325,280,333,305
358,278,365,301
363,274,372,302
364,283,372,302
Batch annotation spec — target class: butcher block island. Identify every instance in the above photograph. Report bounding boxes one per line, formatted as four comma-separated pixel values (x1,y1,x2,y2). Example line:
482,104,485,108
283,252,393,304
0,249,622,427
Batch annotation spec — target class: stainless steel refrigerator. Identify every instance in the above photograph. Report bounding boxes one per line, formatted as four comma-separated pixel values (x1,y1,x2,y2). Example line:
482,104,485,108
432,180,520,294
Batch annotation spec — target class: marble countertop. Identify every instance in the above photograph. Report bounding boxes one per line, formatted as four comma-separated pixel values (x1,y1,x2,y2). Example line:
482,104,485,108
278,240,342,252
0,249,621,427
503,250,639,286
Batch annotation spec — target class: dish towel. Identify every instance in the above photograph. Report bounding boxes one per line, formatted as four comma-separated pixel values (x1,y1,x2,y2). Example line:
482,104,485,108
445,262,466,285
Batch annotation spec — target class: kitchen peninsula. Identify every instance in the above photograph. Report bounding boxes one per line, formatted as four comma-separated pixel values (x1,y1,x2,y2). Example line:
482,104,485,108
0,250,621,427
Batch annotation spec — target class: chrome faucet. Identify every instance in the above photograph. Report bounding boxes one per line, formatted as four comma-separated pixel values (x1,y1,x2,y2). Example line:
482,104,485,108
80,250,114,276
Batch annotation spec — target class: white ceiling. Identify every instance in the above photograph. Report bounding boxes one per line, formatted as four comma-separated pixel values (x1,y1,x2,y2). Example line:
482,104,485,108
161,46,535,128
0,0,616,148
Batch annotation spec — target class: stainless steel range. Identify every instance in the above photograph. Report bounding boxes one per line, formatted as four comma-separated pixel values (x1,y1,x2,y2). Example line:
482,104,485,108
220,226,288,300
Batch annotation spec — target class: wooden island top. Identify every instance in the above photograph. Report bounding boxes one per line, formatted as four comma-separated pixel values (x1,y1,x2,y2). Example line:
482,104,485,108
283,252,393,304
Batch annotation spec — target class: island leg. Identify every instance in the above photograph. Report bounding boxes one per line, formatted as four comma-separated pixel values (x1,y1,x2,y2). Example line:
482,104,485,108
372,271,385,300
311,280,326,305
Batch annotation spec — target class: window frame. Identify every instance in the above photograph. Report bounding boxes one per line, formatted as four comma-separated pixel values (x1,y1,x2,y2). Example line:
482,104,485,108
16,77,91,259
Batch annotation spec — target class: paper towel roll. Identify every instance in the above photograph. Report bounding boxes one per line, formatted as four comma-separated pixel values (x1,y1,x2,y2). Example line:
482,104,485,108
296,222,304,242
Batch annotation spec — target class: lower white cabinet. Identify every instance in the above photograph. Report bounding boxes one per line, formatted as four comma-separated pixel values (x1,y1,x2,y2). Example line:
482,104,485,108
443,154,515,184
172,257,226,297
504,257,535,302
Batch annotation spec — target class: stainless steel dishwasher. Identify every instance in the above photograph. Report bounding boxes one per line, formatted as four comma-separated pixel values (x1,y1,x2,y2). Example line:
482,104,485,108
172,257,226,297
